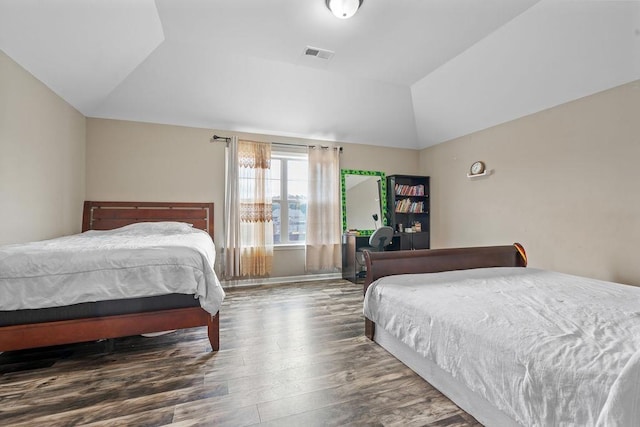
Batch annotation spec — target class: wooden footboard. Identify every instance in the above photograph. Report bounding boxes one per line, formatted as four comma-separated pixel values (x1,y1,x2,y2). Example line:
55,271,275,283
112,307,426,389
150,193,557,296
208,312,220,352
363,243,527,340
0,308,220,352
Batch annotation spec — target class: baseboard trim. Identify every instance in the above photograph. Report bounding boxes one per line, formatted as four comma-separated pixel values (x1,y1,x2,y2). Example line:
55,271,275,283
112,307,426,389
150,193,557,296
222,272,342,289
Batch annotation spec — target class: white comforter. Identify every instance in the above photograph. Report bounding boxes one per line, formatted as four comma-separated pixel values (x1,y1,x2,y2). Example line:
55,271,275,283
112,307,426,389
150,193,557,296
0,222,225,315
364,267,640,426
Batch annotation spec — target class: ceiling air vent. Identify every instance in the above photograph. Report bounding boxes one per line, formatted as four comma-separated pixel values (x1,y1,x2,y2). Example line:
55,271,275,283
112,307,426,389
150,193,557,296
304,46,334,60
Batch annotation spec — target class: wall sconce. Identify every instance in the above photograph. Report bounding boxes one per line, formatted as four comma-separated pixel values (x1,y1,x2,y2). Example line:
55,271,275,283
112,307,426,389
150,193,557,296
326,0,364,19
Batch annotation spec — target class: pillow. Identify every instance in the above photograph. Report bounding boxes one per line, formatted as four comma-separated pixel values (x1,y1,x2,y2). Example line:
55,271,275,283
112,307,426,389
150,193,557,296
115,221,194,233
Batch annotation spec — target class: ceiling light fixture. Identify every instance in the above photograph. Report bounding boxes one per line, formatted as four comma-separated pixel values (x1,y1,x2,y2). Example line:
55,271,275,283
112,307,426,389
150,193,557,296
325,0,363,19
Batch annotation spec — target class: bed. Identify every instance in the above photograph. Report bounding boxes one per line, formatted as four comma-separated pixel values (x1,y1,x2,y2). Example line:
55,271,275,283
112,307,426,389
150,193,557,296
0,201,224,353
363,244,640,426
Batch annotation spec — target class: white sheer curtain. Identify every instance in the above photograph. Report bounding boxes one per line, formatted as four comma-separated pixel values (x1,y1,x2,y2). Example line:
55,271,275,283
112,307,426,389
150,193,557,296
305,146,341,272
224,138,274,278
224,137,241,278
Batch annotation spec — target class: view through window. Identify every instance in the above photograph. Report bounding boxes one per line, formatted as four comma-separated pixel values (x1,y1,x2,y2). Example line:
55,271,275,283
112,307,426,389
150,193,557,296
269,149,308,244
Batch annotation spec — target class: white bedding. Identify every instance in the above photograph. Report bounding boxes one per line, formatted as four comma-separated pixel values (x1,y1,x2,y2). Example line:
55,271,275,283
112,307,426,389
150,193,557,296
0,222,225,315
364,267,640,426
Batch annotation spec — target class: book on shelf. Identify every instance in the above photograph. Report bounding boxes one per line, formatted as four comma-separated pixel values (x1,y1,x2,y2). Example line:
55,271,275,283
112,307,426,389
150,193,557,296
394,183,425,196
394,199,425,213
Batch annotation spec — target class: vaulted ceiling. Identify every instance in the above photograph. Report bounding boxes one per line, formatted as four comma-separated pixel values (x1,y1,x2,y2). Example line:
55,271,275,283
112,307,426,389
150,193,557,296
1,0,638,149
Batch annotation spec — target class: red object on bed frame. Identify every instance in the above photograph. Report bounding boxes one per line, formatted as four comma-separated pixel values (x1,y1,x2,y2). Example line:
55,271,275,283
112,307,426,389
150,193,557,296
0,201,220,352
362,243,528,340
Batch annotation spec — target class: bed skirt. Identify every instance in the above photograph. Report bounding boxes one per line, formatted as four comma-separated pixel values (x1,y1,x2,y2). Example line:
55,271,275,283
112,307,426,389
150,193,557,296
374,325,520,427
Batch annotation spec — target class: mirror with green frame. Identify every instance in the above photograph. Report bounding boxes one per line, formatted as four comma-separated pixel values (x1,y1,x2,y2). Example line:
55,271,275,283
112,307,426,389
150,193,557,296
340,169,386,236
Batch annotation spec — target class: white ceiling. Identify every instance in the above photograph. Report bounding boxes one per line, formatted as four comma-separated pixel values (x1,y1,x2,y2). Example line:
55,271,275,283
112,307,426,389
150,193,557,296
1,0,638,149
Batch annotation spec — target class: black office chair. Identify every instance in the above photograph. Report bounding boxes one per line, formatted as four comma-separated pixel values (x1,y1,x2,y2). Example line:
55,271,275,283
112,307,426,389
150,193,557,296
356,226,394,278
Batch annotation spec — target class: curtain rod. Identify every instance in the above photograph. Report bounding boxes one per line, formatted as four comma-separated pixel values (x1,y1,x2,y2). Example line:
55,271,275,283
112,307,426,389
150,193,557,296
210,135,231,142
210,135,342,152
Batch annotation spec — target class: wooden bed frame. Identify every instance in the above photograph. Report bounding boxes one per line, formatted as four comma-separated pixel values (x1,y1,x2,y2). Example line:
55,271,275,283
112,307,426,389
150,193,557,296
0,201,220,352
363,243,528,340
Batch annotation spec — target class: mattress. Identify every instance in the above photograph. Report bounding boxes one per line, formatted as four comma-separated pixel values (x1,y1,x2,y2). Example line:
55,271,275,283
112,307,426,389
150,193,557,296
364,267,640,426
0,222,225,316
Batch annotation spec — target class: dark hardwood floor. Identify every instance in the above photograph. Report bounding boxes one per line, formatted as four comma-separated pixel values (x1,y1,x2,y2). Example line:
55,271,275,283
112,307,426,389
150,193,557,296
0,279,480,426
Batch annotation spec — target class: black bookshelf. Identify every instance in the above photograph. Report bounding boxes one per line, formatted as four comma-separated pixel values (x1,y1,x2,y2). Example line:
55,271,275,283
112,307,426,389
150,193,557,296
387,175,430,250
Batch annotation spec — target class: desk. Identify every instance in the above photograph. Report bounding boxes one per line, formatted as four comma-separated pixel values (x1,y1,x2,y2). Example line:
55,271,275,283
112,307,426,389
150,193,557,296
342,231,430,283
342,232,403,283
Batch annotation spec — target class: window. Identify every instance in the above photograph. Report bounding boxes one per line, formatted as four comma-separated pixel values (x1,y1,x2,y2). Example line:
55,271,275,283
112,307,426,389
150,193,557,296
269,148,308,244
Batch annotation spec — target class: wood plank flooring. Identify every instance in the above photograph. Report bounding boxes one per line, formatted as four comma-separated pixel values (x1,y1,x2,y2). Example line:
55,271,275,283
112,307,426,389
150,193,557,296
0,279,481,426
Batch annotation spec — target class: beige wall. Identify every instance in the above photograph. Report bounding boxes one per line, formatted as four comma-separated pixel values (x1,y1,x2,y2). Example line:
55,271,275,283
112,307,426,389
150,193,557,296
420,80,640,285
7,39,636,285
86,118,227,264
9,39,636,285
0,50,86,245
6,38,636,285
86,118,420,277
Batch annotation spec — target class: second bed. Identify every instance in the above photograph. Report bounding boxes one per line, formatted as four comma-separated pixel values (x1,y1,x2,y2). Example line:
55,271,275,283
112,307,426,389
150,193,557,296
363,245,640,426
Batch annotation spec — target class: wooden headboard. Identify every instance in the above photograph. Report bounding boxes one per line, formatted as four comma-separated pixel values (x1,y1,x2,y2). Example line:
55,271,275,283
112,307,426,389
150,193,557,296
364,243,527,294
82,201,214,239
